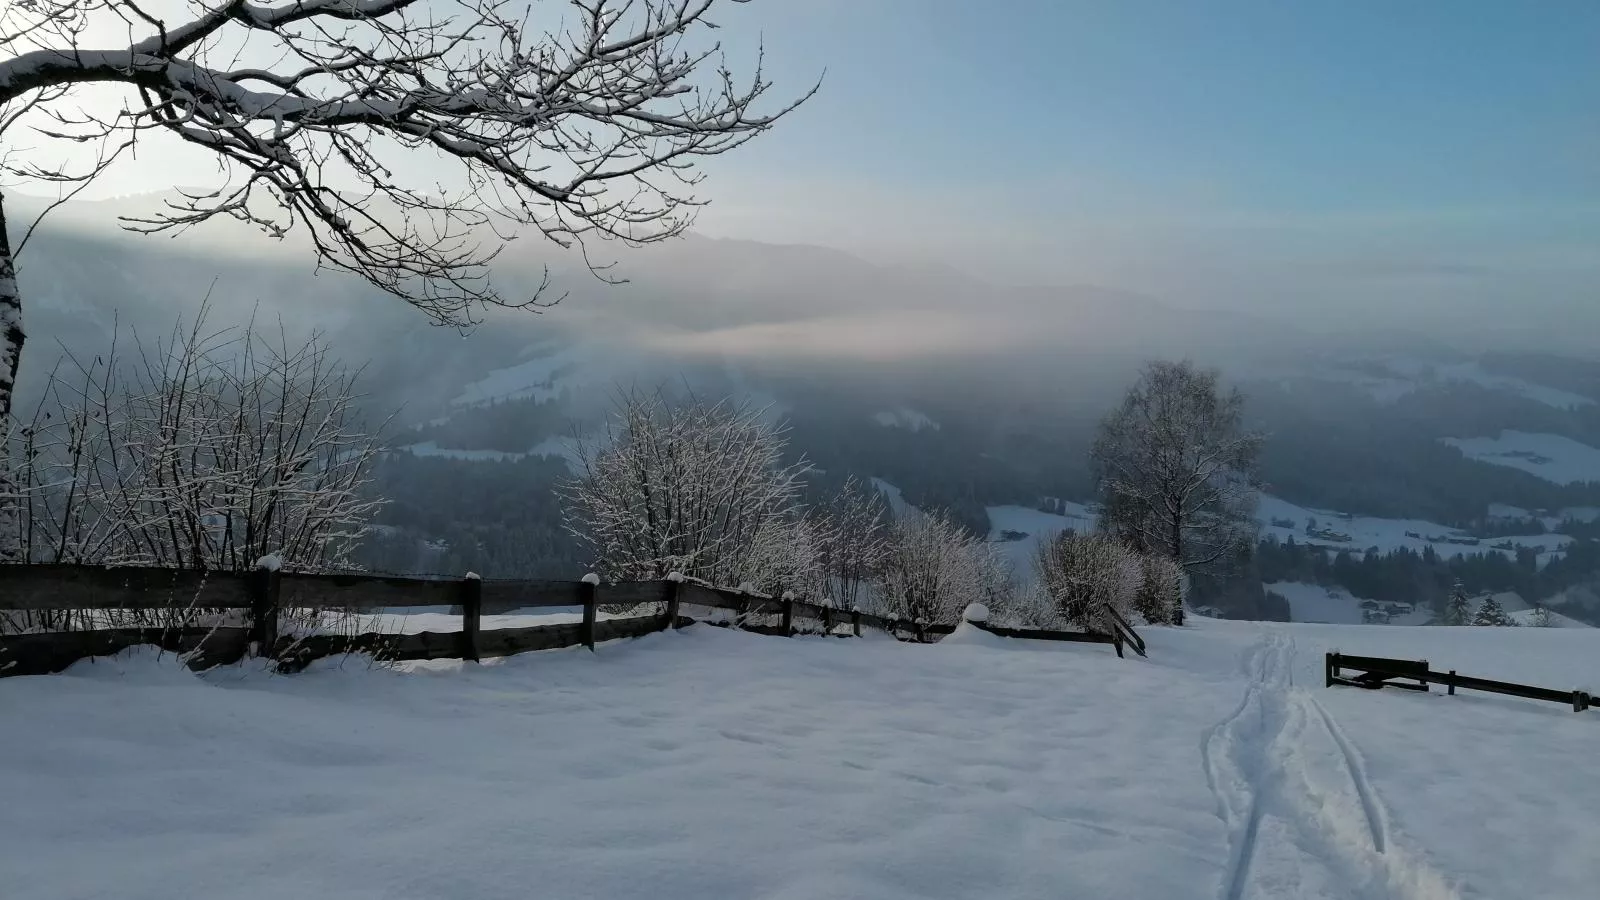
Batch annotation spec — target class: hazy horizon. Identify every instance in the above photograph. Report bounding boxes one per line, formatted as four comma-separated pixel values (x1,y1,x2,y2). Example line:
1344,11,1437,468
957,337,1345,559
4,0,1594,351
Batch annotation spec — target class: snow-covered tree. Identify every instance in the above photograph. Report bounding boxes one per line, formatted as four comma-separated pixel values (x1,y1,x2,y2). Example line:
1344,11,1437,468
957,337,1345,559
0,0,810,560
1091,361,1263,578
1443,580,1472,625
809,476,889,609
14,308,381,572
562,392,808,590
1035,531,1139,630
1133,553,1185,625
1531,603,1553,628
1472,595,1512,627
874,510,987,625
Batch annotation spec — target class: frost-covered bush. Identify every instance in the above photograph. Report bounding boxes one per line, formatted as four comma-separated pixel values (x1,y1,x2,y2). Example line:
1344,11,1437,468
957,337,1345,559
1133,554,1186,625
873,510,990,626
3,309,382,635
563,392,812,595
1034,531,1139,630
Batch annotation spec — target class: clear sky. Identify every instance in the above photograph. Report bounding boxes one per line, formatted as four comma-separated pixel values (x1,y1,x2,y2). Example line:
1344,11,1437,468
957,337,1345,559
692,0,1599,314
14,0,1600,317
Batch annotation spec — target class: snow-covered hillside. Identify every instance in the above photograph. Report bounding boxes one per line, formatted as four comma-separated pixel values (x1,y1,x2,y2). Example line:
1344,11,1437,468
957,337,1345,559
1257,495,1570,563
985,504,1097,582
872,408,940,432
5,620,1598,899
1269,357,1595,410
400,441,530,463
1266,582,1432,626
1443,431,1600,485
450,344,602,407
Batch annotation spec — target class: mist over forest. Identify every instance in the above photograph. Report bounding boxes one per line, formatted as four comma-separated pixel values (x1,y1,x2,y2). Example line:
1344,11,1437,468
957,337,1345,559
9,190,1600,626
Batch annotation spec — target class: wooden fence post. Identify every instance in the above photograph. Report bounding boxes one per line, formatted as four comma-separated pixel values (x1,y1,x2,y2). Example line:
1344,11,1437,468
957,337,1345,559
914,618,926,643
851,609,862,638
821,604,833,636
1573,690,1590,713
1448,671,1456,695
1419,659,1430,691
581,576,598,651
1324,652,1334,688
250,561,281,658
782,594,795,637
664,578,681,629
460,574,482,662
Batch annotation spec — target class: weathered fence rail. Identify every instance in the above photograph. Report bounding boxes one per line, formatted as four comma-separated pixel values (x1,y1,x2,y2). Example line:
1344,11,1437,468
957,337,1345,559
1326,651,1593,713
0,564,1143,677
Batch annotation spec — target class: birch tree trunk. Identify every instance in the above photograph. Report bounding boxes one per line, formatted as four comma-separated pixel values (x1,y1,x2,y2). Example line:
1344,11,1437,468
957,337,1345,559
0,190,23,562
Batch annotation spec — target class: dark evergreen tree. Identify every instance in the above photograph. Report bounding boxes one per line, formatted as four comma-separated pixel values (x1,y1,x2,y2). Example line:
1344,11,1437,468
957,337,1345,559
1472,594,1511,626
1444,581,1472,626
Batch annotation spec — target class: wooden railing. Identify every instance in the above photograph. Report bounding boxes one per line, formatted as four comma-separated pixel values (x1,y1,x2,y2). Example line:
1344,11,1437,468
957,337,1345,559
1326,652,1594,713
0,564,1145,677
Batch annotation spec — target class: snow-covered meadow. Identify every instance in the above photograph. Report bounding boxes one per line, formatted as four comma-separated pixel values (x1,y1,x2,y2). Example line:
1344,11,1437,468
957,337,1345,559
5,618,1598,900
1443,431,1600,485
1257,495,1571,563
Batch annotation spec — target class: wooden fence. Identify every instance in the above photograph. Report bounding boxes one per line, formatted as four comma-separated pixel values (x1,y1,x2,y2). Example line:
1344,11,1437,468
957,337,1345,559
0,564,1144,677
1325,652,1594,713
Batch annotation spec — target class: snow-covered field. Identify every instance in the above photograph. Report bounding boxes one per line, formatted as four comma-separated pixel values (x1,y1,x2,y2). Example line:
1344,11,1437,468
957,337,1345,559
400,440,529,463
6,619,1598,900
1443,431,1600,485
450,344,595,407
1266,582,1431,626
985,504,1097,582
872,477,913,518
1269,358,1595,410
1257,495,1571,563
872,407,940,431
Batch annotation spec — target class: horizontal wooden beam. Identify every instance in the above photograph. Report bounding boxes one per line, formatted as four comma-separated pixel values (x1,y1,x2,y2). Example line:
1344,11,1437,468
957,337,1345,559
0,565,253,610
0,626,250,677
480,580,586,612
277,572,461,610
972,621,1117,644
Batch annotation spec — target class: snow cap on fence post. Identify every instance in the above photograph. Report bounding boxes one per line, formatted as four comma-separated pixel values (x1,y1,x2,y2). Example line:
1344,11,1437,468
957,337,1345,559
254,553,282,572
581,572,602,586
737,582,755,595
963,603,990,624
781,591,796,601
667,572,686,583
464,571,481,581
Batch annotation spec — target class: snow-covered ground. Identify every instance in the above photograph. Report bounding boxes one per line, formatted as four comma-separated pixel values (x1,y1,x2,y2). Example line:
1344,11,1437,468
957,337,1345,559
6,619,1599,899
1443,431,1600,485
1258,495,1571,563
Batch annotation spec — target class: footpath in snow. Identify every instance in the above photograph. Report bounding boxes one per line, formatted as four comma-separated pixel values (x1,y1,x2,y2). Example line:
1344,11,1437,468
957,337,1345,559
4,619,1598,899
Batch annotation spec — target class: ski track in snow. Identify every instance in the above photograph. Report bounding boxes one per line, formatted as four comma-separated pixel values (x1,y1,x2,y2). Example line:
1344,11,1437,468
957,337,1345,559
1202,629,1457,900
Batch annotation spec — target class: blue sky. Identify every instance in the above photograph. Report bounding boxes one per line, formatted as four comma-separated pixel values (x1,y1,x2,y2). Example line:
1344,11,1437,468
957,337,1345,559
689,0,1598,310
33,0,1600,316
716,1,1597,217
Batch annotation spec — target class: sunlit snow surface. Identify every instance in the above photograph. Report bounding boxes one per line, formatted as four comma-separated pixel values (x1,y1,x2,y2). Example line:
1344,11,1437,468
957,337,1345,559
5,619,1598,899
